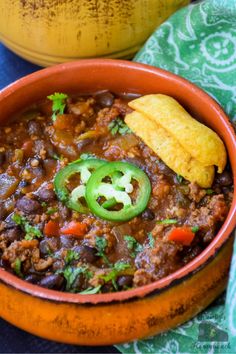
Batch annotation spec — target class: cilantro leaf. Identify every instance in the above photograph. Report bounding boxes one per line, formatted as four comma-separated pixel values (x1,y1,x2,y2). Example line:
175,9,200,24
24,224,42,240
63,266,83,291
101,261,131,290
113,261,130,272
63,265,93,291
79,285,101,295
46,207,58,215
148,233,155,248
176,174,183,183
156,219,178,225
12,213,42,240
47,92,68,121
206,189,214,195
65,249,80,264
95,236,111,265
14,258,23,278
108,118,131,136
191,226,200,233
124,235,143,258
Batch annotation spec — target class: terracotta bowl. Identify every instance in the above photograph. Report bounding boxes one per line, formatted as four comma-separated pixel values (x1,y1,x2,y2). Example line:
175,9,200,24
0,60,235,346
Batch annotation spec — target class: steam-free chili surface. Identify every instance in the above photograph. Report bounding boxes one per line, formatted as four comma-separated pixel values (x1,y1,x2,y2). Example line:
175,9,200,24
0,92,233,293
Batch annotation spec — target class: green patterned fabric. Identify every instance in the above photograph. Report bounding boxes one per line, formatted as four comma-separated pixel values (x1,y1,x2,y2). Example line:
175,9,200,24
116,0,236,353
135,0,236,121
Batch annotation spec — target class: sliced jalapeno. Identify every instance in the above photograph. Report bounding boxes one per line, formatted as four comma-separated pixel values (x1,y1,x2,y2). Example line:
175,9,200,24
54,159,105,214
85,161,151,221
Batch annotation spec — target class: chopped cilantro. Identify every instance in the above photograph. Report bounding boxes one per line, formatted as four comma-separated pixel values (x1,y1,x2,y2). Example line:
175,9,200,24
12,213,23,225
46,207,58,215
63,266,83,291
14,258,23,278
206,189,214,195
47,92,68,121
65,249,80,264
79,285,101,295
63,265,93,291
24,224,42,240
156,219,178,225
80,153,96,160
114,261,130,272
12,213,42,240
41,202,47,208
101,261,131,290
108,118,131,136
95,236,111,265
124,235,143,258
148,233,155,248
191,226,200,233
176,174,183,183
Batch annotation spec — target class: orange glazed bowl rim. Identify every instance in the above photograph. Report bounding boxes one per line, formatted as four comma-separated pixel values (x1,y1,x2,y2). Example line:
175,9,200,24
0,59,235,305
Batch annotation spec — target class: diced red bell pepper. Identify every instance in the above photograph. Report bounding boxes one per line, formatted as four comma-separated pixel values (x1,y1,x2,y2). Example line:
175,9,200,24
44,220,60,237
61,221,87,237
168,226,195,246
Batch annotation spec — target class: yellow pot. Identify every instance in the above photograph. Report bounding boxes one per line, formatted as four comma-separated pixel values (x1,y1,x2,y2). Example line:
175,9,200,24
0,0,189,66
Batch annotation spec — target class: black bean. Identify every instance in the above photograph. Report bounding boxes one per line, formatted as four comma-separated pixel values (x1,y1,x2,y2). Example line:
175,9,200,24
141,208,155,221
0,203,7,221
4,227,21,243
117,275,133,289
222,186,232,194
25,274,42,284
101,283,114,293
40,237,59,256
28,120,42,136
215,171,232,187
96,91,115,108
0,151,5,166
39,239,51,257
36,186,56,202
43,143,55,159
38,274,65,290
73,245,99,264
16,196,42,214
60,235,74,249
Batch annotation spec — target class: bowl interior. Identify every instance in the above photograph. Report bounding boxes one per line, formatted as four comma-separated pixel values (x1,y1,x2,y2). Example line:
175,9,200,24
0,59,236,303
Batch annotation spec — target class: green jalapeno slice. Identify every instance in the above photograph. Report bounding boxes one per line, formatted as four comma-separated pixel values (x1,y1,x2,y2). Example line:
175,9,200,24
85,161,151,221
54,159,105,214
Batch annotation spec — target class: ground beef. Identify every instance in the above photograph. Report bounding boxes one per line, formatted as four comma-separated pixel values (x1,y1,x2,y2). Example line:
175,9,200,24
187,194,228,243
188,182,206,202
